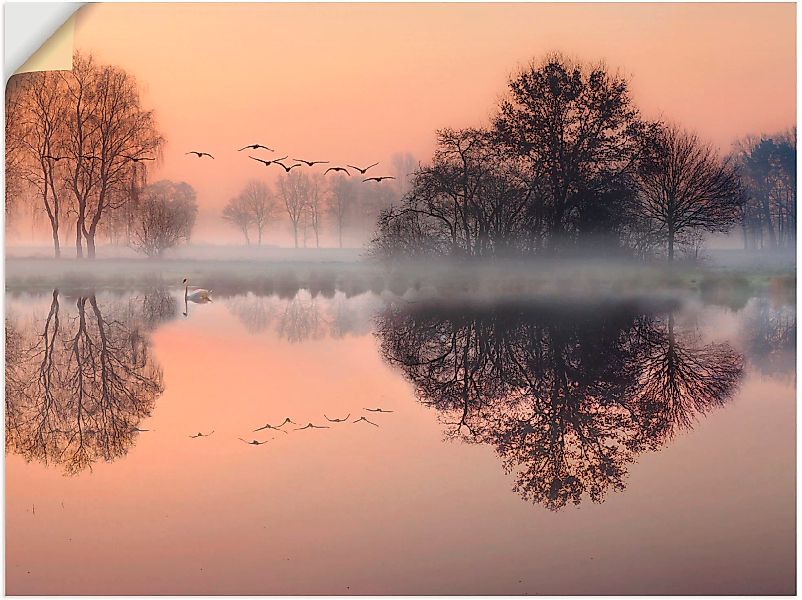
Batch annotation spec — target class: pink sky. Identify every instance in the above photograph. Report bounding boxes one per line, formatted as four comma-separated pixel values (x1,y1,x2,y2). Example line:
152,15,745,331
70,2,795,244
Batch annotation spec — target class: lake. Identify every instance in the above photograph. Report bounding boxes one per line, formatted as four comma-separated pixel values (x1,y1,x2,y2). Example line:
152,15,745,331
5,281,796,594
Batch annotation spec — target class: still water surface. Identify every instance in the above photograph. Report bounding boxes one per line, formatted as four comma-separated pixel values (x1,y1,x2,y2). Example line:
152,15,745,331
5,285,795,594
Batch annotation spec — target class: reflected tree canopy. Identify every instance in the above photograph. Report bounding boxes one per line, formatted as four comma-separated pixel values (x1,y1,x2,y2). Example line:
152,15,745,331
376,301,743,510
6,290,165,474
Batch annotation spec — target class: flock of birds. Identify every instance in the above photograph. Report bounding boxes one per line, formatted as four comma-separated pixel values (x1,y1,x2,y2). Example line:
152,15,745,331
45,143,398,184
177,409,395,446
44,142,397,183
185,143,397,183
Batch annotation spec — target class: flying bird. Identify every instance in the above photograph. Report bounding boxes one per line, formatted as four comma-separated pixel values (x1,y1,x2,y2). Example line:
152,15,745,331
294,422,330,430
250,155,288,167
253,423,289,434
347,162,379,174
124,155,156,162
365,408,394,413
324,414,351,423
363,176,396,183
185,151,215,159
276,418,296,428
239,143,274,152
44,155,70,162
275,161,303,173
189,431,215,438
293,158,329,167
239,438,270,445
352,416,379,427
325,166,350,176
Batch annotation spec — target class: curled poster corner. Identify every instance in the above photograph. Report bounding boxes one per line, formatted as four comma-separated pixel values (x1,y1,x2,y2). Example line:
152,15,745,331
7,3,85,77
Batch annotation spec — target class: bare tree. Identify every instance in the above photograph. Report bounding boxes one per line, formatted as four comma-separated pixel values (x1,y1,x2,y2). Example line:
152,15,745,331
11,72,68,257
391,151,417,197
494,54,648,251
638,125,743,261
239,180,278,245
277,171,310,248
222,193,254,244
305,174,324,248
327,174,356,248
5,76,30,220
60,52,164,259
130,180,197,257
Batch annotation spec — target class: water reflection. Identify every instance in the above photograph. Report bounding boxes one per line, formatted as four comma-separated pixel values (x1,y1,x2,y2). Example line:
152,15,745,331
740,297,796,380
226,290,380,341
376,300,744,510
6,290,165,474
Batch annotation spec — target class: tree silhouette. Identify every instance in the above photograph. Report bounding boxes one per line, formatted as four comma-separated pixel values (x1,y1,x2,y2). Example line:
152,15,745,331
377,300,743,510
637,124,743,260
6,290,165,474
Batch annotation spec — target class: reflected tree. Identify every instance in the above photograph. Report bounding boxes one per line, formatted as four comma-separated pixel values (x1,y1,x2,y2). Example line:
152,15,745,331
277,291,323,342
740,298,796,379
377,301,743,510
5,290,164,474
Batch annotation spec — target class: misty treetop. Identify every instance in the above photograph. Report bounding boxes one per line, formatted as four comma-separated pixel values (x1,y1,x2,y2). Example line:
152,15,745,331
371,54,793,261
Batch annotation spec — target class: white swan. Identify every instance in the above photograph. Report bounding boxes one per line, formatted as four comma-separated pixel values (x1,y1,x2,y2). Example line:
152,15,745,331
183,278,213,303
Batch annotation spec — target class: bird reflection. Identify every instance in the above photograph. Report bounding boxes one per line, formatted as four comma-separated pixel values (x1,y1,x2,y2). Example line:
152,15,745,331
239,438,270,446
253,422,289,434
324,414,351,422
6,289,165,474
376,300,743,510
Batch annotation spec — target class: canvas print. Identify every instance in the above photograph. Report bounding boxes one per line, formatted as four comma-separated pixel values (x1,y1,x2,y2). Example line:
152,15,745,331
4,2,796,595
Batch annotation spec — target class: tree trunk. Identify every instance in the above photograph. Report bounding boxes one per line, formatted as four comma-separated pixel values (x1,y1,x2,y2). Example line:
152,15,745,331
760,194,776,248
339,223,343,249
86,233,96,259
50,220,61,258
667,226,675,262
257,227,262,245
75,220,84,259
293,224,299,248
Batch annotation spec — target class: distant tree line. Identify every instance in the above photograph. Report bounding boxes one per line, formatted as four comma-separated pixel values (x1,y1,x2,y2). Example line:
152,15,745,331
222,152,416,248
732,132,796,250
370,54,794,262
5,52,198,258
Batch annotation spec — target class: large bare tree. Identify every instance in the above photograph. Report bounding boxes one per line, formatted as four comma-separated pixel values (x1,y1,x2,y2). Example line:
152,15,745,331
60,52,164,259
10,72,68,257
637,124,743,260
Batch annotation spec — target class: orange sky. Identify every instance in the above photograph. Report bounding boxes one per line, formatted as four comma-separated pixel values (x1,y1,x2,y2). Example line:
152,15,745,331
72,2,796,243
